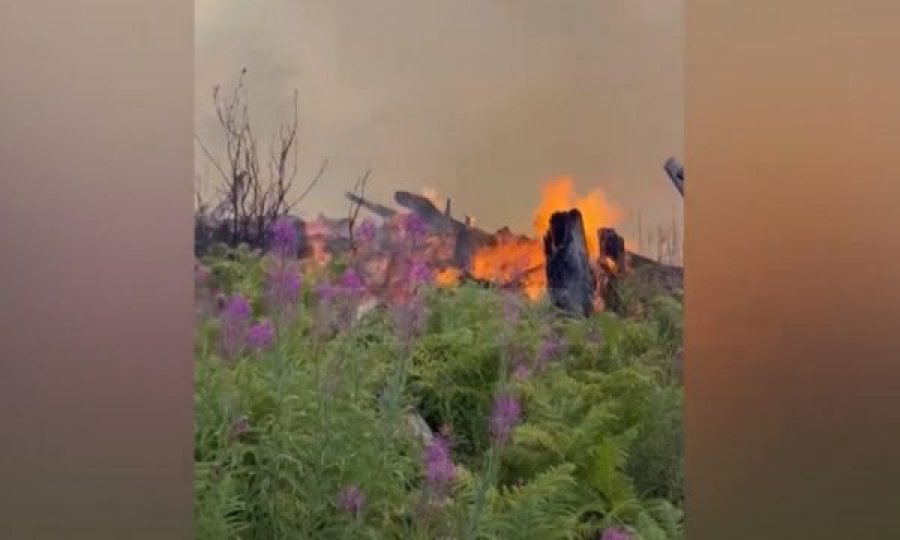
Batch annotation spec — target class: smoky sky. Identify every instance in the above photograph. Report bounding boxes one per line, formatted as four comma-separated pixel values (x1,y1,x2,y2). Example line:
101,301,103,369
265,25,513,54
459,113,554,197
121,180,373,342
195,0,683,246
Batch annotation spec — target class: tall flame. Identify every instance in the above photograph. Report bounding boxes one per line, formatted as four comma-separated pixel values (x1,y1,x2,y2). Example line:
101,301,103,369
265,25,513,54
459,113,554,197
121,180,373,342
531,176,621,260
468,175,620,300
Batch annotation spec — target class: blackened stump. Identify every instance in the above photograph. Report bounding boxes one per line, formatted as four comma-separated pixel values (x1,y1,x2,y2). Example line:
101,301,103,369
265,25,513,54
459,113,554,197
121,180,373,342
543,209,596,317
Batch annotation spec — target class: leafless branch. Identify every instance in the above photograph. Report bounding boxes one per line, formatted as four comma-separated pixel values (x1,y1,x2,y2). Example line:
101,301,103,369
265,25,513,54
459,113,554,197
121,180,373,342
196,69,328,250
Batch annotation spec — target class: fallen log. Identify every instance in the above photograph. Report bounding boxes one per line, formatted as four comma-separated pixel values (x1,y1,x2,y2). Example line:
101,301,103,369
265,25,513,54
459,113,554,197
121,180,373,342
394,191,460,234
664,157,684,197
345,192,398,220
345,191,496,269
543,209,596,317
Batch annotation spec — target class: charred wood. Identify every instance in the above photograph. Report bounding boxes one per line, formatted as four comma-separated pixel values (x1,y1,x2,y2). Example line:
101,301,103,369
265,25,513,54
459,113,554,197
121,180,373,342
453,226,494,268
344,192,398,220
597,228,627,314
664,157,684,197
394,191,461,234
598,228,627,271
543,209,596,317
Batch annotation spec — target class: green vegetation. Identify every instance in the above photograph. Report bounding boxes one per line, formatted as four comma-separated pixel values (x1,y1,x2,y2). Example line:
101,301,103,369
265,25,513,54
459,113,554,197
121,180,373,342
194,244,684,540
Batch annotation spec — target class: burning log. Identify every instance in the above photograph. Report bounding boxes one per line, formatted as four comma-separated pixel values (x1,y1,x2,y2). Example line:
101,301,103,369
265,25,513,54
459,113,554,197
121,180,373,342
664,157,684,197
543,209,596,317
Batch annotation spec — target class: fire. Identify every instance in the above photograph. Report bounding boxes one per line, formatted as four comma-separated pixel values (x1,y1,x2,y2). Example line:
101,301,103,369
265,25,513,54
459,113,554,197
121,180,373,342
531,176,621,259
434,267,461,287
468,176,620,300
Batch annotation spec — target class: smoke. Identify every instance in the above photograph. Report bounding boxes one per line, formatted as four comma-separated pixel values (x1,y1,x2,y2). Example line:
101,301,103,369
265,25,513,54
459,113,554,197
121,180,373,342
195,0,683,247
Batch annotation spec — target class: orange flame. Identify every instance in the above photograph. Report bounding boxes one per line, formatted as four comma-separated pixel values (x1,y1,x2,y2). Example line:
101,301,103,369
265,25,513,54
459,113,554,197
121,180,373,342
531,176,621,260
468,176,620,300
435,267,461,287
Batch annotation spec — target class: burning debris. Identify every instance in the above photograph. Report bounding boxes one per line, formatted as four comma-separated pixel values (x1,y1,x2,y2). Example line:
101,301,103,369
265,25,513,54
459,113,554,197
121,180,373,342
197,169,684,317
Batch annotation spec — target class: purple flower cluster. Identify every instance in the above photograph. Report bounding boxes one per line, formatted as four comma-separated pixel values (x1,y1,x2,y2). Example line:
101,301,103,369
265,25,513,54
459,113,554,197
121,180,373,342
600,526,632,540
423,436,455,496
219,294,252,358
401,212,428,242
263,261,301,321
489,393,521,446
408,260,432,286
336,485,365,517
391,257,435,340
218,294,278,358
312,268,369,336
246,319,275,350
356,218,377,244
223,294,252,321
269,216,298,256
338,268,366,294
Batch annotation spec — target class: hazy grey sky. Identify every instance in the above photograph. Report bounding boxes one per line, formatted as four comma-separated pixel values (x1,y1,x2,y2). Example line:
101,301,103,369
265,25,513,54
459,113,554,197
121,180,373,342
195,0,683,245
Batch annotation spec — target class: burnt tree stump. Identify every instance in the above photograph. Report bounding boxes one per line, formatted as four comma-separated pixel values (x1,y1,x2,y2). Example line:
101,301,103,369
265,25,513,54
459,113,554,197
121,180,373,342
543,209,596,317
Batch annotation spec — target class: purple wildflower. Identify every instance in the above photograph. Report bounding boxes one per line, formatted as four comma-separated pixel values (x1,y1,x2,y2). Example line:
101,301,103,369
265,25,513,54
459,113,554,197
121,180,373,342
269,217,298,256
356,218,377,244
263,261,301,320
489,393,521,446
312,269,368,335
336,485,365,517
408,260,432,286
222,294,251,322
219,294,252,358
600,527,632,540
402,212,428,242
337,268,366,294
423,436,456,495
246,319,275,350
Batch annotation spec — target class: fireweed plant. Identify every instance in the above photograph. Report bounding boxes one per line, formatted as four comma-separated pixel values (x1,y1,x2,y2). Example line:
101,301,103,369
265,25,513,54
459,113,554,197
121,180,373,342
195,229,684,539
